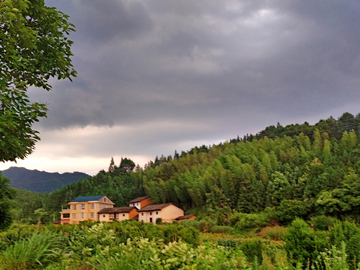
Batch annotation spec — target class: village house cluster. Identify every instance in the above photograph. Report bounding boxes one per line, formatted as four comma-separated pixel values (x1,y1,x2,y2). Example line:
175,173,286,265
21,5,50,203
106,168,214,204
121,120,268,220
59,195,194,225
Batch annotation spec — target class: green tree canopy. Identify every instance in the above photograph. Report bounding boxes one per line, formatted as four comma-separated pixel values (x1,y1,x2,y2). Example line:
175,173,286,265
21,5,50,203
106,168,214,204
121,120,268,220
0,0,76,230
0,0,76,162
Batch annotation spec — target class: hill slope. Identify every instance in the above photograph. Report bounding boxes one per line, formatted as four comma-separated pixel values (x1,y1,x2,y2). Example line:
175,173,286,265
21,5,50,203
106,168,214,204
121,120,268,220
2,167,90,193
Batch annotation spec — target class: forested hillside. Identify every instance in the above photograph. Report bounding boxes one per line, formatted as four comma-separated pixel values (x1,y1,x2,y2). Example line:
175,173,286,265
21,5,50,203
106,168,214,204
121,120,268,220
11,112,360,224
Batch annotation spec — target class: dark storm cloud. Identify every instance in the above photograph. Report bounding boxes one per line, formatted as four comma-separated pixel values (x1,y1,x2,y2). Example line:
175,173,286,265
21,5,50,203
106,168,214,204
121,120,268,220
39,0,360,135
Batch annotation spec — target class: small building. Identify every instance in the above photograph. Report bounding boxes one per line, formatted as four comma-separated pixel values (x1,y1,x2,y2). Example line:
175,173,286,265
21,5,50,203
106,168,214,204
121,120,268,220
129,196,152,210
98,206,138,222
138,203,184,225
175,215,196,222
60,195,114,224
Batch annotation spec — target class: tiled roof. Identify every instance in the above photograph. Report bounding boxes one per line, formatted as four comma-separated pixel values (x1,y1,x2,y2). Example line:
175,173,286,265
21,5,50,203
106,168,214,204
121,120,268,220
175,215,195,221
71,196,105,202
98,206,136,214
129,196,150,203
137,203,173,212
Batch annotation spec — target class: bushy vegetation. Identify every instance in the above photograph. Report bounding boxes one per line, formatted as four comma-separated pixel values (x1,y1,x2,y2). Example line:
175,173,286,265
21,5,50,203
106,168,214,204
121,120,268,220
0,222,247,269
2,219,360,269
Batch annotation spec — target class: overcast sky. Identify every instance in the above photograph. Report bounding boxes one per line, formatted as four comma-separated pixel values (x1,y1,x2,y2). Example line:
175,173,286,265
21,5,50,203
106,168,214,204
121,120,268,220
1,0,360,175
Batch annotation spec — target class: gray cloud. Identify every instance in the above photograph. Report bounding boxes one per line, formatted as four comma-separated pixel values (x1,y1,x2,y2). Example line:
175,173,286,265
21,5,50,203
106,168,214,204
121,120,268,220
31,0,360,163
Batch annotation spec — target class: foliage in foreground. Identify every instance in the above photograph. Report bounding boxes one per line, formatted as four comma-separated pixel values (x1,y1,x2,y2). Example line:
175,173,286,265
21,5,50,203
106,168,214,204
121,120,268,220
0,222,246,269
2,219,360,269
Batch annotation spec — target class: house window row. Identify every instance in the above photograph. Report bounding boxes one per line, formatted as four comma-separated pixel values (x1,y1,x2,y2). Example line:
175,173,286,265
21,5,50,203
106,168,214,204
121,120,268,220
71,203,96,211
71,213,88,219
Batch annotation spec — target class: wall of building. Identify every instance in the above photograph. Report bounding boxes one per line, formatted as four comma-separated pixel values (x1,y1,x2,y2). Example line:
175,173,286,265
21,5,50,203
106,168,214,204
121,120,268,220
99,213,113,222
116,212,129,222
161,205,184,223
63,200,114,224
138,210,161,224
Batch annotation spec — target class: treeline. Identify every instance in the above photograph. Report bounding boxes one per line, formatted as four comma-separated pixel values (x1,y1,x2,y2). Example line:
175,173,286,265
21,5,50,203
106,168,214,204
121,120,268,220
11,112,360,224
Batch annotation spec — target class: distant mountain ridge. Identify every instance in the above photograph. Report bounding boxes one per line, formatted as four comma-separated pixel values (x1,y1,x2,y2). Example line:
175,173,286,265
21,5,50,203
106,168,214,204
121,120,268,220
2,167,90,193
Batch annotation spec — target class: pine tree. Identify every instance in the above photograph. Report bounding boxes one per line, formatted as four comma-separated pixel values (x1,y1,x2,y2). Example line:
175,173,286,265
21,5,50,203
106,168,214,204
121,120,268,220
108,157,116,173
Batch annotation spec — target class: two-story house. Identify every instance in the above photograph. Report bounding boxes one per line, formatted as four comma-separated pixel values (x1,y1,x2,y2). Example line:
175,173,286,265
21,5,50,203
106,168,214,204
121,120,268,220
128,196,152,209
60,195,114,224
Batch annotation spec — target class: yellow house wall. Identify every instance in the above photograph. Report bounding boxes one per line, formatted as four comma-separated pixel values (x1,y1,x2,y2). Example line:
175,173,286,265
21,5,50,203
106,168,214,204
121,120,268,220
117,213,129,221
99,213,112,222
139,211,152,223
99,209,138,222
160,205,184,223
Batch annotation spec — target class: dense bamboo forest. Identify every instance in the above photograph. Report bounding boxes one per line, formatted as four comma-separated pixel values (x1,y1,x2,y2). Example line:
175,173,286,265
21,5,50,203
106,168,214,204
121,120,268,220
7,112,360,225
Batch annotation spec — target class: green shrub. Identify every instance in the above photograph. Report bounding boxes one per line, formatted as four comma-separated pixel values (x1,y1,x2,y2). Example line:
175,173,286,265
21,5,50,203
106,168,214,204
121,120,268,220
0,231,65,269
0,226,34,252
328,220,360,268
180,219,200,229
285,218,328,267
179,218,214,233
156,218,162,224
178,226,200,246
275,200,308,224
198,219,216,233
311,215,335,231
261,226,288,241
229,213,268,231
240,237,264,265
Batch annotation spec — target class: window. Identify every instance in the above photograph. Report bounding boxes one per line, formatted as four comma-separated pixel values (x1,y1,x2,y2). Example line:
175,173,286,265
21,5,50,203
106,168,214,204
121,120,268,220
72,205,77,210
81,204,86,209
90,203,95,209
156,212,158,215
123,214,125,217
141,213,144,216
63,213,70,218
90,213,95,218
150,212,152,215
80,213,86,219
72,213,77,219
103,215,105,217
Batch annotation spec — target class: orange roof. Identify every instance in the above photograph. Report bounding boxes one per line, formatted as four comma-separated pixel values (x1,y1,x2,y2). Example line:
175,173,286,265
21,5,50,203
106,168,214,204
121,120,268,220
129,196,150,203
